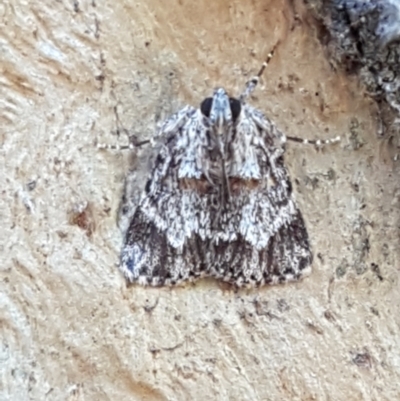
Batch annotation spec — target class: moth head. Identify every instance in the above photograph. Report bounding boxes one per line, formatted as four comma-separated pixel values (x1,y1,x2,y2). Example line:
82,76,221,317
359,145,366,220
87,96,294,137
200,88,241,132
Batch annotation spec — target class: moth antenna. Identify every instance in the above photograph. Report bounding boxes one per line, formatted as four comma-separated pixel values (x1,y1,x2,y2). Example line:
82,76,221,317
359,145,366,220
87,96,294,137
240,41,280,102
286,135,341,147
97,142,135,151
97,135,150,151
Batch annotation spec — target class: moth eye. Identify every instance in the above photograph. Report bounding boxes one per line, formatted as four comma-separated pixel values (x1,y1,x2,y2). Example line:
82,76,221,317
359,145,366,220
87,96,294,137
229,97,241,121
200,97,213,117
145,179,152,193
156,153,165,164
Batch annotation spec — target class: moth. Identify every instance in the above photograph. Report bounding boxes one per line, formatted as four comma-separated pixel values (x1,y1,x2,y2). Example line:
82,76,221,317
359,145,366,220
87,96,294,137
110,46,340,287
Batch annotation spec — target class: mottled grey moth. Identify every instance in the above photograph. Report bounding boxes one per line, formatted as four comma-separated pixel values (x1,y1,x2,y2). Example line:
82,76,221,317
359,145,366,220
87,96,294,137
112,46,340,287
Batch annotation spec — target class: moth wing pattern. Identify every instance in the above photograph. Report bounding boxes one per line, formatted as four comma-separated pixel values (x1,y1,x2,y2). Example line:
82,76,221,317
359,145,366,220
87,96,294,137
119,91,313,286
209,104,312,285
120,105,215,285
